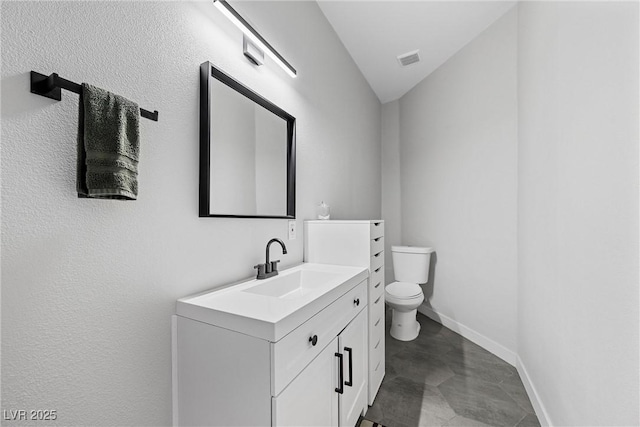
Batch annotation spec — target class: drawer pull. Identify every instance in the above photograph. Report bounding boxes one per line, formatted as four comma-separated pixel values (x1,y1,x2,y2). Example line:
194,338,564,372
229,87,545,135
374,282,381,289
335,353,344,394
309,335,318,346
344,347,353,387
354,298,360,307
374,361,381,372
375,339,381,349
374,296,381,305
374,318,381,327
373,222,381,227
375,267,381,273
374,237,381,242
374,251,382,258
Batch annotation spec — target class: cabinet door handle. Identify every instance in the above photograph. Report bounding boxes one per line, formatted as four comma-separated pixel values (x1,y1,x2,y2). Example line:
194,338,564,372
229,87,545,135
354,298,360,307
309,335,318,346
344,347,353,387
335,353,344,394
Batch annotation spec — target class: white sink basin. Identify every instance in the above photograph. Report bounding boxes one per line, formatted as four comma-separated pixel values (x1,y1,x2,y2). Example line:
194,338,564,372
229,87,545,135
176,263,368,342
243,270,343,299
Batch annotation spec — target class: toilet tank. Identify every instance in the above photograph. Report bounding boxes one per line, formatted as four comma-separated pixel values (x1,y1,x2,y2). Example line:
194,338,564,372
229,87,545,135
392,246,434,284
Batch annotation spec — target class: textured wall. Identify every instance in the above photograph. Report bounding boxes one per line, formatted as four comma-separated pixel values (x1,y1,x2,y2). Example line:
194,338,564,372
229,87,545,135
398,7,518,358
517,2,639,425
0,2,381,425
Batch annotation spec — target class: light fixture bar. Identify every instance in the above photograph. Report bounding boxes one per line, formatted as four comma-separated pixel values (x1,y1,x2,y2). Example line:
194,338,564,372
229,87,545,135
213,0,297,78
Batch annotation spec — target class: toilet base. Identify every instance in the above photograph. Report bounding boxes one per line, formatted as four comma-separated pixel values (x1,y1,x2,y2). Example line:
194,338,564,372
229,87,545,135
389,308,421,341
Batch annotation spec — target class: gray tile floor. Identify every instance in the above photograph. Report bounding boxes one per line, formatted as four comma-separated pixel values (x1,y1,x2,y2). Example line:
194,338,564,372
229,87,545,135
366,311,541,427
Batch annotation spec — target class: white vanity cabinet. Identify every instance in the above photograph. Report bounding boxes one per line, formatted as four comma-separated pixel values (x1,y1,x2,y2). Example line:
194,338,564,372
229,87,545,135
305,220,385,405
174,272,369,427
274,309,367,427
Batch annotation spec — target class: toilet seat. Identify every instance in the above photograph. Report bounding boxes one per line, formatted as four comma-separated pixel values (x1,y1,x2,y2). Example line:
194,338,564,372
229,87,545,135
385,281,422,299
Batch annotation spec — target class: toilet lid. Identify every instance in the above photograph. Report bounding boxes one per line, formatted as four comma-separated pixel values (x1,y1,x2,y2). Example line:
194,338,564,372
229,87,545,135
386,282,422,299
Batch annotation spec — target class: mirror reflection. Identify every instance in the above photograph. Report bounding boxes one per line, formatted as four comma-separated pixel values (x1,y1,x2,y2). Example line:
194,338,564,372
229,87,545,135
199,62,296,219
209,79,287,216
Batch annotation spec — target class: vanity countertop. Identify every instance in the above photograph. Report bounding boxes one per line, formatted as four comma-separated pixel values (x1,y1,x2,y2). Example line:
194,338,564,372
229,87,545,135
176,263,368,342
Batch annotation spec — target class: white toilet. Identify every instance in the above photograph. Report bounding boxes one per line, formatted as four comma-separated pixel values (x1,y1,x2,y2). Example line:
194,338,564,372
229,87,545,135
385,245,434,341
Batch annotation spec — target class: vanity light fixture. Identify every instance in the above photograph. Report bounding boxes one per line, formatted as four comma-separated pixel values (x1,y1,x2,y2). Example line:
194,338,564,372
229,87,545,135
243,35,264,66
212,0,297,78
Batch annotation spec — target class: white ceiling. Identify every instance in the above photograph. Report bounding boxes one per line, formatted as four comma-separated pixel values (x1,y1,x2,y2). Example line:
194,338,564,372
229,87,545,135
317,1,516,103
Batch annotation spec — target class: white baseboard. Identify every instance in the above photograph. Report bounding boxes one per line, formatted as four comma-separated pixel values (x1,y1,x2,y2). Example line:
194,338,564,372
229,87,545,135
417,304,517,365
516,356,552,427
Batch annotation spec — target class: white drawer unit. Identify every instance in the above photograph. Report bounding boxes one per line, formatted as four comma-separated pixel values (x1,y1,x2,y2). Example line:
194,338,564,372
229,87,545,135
305,220,386,405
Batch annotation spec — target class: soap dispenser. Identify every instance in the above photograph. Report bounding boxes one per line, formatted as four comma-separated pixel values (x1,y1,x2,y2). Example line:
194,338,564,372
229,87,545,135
317,201,330,220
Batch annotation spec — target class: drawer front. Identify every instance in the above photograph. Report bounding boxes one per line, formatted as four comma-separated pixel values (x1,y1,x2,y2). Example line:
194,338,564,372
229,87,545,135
370,236,384,256
370,279,384,303
368,292,385,330
271,280,367,396
370,251,384,271
370,221,384,239
369,266,384,301
372,350,384,376
369,335,384,374
369,289,384,319
369,316,384,354
369,349,385,403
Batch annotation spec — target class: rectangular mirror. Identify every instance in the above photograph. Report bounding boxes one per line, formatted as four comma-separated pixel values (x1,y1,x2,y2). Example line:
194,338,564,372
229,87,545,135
199,61,296,218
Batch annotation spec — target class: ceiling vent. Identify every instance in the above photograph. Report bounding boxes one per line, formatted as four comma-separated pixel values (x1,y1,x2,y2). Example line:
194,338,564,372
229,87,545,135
397,49,420,67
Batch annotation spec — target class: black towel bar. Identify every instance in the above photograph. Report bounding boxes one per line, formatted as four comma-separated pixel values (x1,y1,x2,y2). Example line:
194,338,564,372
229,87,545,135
30,71,159,121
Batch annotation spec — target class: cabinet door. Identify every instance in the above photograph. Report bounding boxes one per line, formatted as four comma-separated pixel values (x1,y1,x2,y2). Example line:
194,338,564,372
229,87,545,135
272,337,339,427
338,309,368,427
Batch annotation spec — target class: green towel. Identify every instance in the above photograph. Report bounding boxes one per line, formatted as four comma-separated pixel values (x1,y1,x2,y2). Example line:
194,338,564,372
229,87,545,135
77,83,140,200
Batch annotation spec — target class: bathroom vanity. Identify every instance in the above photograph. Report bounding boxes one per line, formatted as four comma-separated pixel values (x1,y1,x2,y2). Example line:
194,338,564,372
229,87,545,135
305,220,385,404
173,263,369,426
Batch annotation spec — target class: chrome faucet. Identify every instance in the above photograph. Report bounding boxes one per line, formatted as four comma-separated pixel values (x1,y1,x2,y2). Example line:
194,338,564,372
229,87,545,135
254,238,288,280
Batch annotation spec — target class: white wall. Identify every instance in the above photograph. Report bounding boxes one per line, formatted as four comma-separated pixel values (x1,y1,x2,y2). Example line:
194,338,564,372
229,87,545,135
397,7,519,361
381,100,401,285
517,2,639,425
0,2,381,425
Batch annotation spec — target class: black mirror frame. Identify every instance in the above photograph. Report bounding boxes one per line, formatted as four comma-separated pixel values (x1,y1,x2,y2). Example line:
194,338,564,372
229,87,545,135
199,61,296,219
